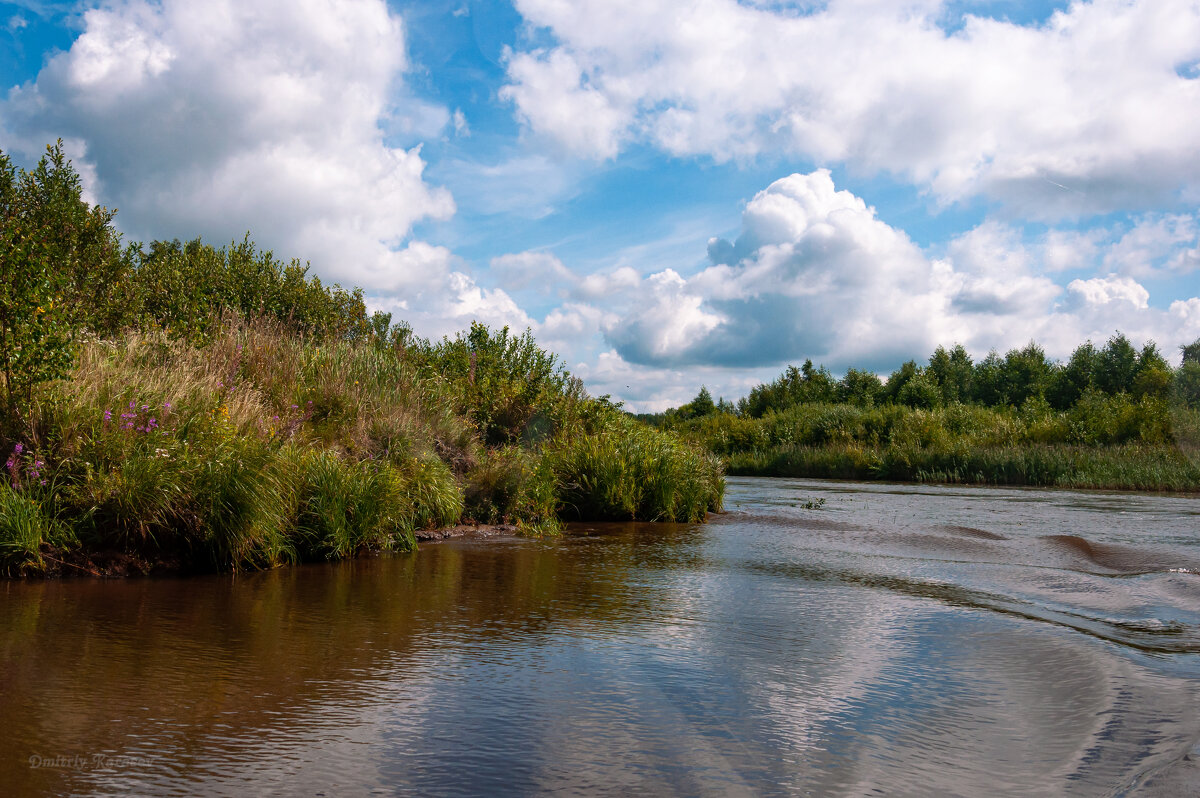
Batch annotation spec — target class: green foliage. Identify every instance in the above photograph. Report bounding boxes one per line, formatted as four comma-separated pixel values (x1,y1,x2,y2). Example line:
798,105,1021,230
463,445,543,524
1096,333,1139,396
837,368,882,407
1049,341,1099,409
0,145,79,422
655,329,1200,497
421,322,583,447
0,483,73,575
1001,342,1053,406
928,344,973,404
1182,338,1200,366
740,359,835,417
971,351,1006,407
0,144,726,577
896,369,942,410
2,314,720,575
1176,362,1200,409
547,414,724,522
131,237,374,343
668,387,1200,491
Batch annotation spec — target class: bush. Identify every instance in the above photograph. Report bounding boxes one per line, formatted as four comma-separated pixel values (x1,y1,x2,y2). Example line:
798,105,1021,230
548,416,723,522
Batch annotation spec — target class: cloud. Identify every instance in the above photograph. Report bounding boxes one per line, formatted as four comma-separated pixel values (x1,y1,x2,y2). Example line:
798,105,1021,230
488,248,644,302
489,250,574,293
503,0,1200,216
598,170,1200,372
0,0,500,324
1101,214,1200,277
500,47,626,159
1065,275,1149,311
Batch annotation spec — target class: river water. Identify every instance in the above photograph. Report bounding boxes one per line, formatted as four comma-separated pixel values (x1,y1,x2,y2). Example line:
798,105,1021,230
2,477,1199,797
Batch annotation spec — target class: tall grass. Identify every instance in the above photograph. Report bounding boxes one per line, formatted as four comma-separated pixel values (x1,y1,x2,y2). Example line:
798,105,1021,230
548,415,724,522
0,485,74,575
1,317,721,575
711,398,1200,491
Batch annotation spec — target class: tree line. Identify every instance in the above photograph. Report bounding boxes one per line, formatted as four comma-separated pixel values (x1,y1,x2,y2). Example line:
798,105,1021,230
662,336,1200,424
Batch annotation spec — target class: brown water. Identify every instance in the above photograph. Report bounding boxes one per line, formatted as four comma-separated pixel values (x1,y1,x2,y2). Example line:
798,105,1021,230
2,477,1199,797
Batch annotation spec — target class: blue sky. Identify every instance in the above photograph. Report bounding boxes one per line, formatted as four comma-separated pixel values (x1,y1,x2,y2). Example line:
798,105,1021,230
3,0,1200,410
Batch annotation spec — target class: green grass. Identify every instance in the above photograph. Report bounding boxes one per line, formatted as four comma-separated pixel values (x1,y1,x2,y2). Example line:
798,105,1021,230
695,399,1200,492
0,484,74,575
548,415,724,522
1,318,722,576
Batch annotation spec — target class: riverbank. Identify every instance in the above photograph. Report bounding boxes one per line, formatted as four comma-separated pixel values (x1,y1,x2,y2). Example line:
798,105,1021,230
726,441,1200,492
0,146,723,579
22,522,527,579
0,321,723,578
652,399,1200,493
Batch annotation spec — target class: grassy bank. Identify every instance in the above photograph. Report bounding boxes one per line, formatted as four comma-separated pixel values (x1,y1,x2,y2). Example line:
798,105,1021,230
0,144,722,577
0,320,723,576
657,389,1200,493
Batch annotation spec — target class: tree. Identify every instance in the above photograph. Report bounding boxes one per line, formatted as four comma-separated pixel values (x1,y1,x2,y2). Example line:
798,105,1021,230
896,370,941,409
1132,341,1172,400
882,360,920,405
687,386,716,418
1175,362,1200,408
1181,337,1200,366
1048,341,1098,409
1096,333,1139,395
928,344,973,404
1000,342,1053,406
970,351,1005,406
837,368,882,407
0,146,78,423
739,359,836,416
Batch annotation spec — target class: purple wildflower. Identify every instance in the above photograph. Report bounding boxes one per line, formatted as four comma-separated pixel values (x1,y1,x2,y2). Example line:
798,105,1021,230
103,409,112,423
13,443,23,454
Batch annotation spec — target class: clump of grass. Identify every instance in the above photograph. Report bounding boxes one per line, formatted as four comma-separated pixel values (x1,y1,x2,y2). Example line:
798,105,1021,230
463,446,552,524
0,485,73,575
548,416,723,522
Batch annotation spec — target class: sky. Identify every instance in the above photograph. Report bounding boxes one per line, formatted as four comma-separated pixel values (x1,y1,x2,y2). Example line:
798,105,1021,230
2,0,1200,412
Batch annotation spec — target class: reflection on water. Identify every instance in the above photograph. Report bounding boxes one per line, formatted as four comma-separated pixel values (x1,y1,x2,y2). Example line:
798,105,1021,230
1,477,1197,796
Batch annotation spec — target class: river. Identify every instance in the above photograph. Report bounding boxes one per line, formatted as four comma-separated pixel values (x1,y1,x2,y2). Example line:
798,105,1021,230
2,477,1198,796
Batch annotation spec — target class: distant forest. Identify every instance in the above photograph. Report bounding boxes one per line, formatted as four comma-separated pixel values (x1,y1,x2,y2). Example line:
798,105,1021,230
647,335,1200,424
639,337,1200,491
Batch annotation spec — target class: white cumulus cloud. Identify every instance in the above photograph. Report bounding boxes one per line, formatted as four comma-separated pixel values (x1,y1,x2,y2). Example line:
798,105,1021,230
504,0,1200,217
596,170,1200,373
